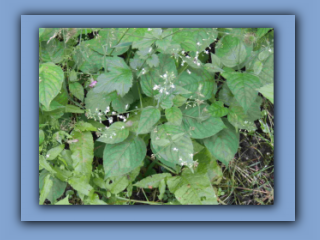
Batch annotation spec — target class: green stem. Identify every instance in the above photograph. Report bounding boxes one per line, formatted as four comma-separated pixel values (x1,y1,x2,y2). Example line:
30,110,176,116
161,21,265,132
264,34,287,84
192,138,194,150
116,197,163,205
109,28,130,56
137,79,144,109
141,188,149,202
146,156,177,175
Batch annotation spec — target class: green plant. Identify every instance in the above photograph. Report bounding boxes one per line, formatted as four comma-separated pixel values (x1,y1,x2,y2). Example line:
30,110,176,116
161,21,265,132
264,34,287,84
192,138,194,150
39,27,274,205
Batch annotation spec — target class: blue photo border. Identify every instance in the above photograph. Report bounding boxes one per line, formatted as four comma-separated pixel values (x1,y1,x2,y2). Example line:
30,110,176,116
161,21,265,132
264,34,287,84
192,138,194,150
21,15,295,221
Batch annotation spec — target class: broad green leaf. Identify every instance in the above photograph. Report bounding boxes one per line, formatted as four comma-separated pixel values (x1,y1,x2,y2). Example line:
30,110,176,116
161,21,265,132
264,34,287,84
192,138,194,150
134,173,171,188
55,195,71,205
256,28,272,39
70,130,94,182
97,122,129,144
216,35,247,68
258,83,274,103
218,83,234,106
146,54,160,67
39,174,53,204
165,107,183,126
222,72,261,112
167,168,217,205
207,101,229,117
69,82,84,101
105,165,141,194
227,95,262,131
73,45,103,74
51,166,72,182
39,63,64,109
65,105,84,114
94,141,105,158
46,144,65,160
258,52,274,85
194,148,223,184
39,28,45,38
158,179,166,200
173,95,187,107
84,191,107,205
69,70,78,82
192,140,205,155
204,119,239,166
74,121,97,132
121,28,149,43
151,123,194,167
40,39,65,63
253,60,263,75
107,176,129,194
181,104,226,139
85,89,117,114
39,130,45,145
137,107,161,134
94,57,133,97
39,155,56,173
39,28,60,42
53,86,68,106
52,130,72,144
140,54,177,97
39,170,67,203
60,150,74,170
172,28,217,52
204,53,224,73
103,133,147,178
68,176,93,196
176,68,215,100
41,100,65,112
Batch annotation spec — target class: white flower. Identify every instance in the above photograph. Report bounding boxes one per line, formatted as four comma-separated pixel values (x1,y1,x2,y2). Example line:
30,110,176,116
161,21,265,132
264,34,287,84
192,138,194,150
187,69,191,74
123,119,127,122
110,136,113,139
197,62,200,66
205,50,209,54
173,148,178,151
105,127,109,130
125,104,129,110
186,55,191,59
159,88,164,93
189,153,193,157
268,48,272,52
153,85,160,90
170,84,175,89
121,126,125,130
149,48,152,53
148,28,152,31
181,50,185,54
163,73,167,78
135,106,138,109
108,117,113,123
165,91,169,95
112,111,116,115
197,42,201,46
46,154,50,158
127,113,129,118
179,157,183,161
113,132,116,136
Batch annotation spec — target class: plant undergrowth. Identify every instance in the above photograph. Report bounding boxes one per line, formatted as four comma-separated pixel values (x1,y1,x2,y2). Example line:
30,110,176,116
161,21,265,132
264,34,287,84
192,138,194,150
39,28,274,205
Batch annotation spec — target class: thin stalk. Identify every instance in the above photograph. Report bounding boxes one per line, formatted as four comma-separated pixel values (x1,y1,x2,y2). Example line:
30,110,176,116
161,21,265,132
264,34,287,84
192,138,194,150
109,28,130,56
116,197,163,205
146,156,177,175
